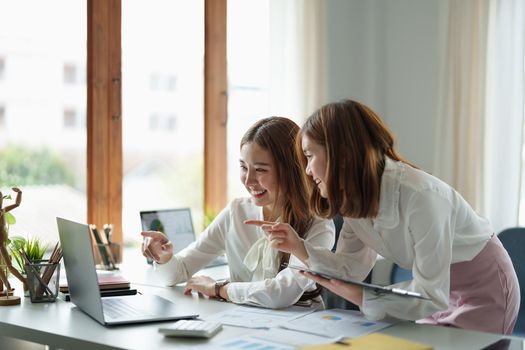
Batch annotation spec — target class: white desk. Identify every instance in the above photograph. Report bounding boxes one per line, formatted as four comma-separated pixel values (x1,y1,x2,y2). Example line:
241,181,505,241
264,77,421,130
0,257,519,350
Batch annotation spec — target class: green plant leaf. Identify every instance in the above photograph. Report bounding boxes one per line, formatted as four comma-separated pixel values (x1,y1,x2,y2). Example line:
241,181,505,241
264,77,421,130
8,236,48,274
4,212,16,225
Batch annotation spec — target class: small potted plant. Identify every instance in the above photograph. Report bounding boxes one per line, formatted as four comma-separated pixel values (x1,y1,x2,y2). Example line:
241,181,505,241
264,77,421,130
9,236,48,296
9,236,48,273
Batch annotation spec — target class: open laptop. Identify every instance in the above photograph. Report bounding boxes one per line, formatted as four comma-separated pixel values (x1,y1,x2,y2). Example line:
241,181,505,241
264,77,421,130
56,217,199,326
140,208,227,267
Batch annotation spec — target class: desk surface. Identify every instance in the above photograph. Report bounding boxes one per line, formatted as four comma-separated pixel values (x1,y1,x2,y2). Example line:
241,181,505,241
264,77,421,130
0,252,519,350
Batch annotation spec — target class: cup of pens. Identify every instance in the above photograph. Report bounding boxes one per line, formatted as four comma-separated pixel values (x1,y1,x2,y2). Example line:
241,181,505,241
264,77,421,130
25,260,60,303
22,244,62,303
90,224,120,270
94,242,121,270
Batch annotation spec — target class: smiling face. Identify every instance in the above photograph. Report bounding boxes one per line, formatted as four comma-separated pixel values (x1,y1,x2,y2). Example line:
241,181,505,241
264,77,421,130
240,142,279,216
302,134,328,198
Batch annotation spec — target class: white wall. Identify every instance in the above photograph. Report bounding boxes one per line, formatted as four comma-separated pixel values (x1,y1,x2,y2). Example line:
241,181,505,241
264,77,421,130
322,0,446,172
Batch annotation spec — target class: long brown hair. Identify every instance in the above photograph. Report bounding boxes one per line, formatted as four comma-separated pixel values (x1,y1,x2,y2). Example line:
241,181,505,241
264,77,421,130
299,99,410,219
241,117,313,238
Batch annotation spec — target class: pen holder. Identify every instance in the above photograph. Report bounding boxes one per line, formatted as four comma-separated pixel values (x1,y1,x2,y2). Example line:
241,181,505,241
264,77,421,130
25,260,60,303
94,242,120,271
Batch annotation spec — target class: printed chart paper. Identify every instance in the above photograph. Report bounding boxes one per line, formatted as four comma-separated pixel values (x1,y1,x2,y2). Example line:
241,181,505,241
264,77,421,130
201,328,342,350
279,309,393,338
207,304,318,329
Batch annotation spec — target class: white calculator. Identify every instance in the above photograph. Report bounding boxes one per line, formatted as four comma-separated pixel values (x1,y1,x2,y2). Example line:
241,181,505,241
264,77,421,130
158,320,223,338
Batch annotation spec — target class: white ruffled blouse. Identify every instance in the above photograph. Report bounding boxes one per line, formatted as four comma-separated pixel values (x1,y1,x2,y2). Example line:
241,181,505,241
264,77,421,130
154,197,335,309
305,157,493,321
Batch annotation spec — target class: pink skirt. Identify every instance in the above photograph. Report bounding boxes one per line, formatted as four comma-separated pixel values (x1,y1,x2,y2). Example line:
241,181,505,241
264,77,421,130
418,236,520,334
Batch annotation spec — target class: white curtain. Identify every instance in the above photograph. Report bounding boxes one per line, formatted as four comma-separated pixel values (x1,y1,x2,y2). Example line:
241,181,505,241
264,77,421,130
436,0,525,233
434,0,490,212
268,0,325,124
484,0,525,233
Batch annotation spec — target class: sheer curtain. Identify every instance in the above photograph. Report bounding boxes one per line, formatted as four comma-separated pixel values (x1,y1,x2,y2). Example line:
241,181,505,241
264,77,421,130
434,0,490,212
268,0,325,123
484,0,525,233
436,0,525,233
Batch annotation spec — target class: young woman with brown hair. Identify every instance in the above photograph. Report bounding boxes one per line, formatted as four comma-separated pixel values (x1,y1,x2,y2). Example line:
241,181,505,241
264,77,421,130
249,100,520,333
142,117,334,309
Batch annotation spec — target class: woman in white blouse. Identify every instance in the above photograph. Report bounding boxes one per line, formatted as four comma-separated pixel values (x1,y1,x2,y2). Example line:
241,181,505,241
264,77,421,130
141,117,335,309
250,100,520,333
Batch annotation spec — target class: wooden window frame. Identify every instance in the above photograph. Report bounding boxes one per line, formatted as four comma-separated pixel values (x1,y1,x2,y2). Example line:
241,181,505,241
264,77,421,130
86,0,228,247
87,0,123,245
204,0,228,216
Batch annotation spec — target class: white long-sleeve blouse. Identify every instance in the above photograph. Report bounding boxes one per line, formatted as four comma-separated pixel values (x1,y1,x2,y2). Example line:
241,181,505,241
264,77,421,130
305,157,493,321
154,197,335,309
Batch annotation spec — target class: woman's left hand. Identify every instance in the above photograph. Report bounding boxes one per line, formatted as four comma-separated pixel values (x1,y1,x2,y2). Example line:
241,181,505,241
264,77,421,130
302,272,364,307
183,275,216,297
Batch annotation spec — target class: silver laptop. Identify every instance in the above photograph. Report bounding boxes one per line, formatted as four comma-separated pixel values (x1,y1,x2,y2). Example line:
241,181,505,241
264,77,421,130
56,217,199,326
140,208,227,267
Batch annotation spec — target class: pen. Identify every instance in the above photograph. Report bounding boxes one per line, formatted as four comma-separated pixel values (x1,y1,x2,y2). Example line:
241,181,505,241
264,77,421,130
103,224,113,244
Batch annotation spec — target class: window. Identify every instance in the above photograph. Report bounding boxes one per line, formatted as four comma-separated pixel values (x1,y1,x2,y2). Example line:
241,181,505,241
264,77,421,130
166,114,176,131
63,63,77,84
148,114,178,132
122,1,204,245
63,108,77,128
227,0,271,200
149,113,159,130
150,73,177,91
0,56,5,80
0,0,87,244
0,105,5,127
167,75,177,91
149,73,160,90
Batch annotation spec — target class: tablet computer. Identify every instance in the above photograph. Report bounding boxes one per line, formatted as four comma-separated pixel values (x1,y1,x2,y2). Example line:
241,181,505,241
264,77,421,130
286,264,430,300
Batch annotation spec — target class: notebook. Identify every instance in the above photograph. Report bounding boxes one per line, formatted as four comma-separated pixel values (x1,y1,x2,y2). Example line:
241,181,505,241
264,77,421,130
56,217,199,326
140,208,227,267
287,264,430,300
60,273,130,293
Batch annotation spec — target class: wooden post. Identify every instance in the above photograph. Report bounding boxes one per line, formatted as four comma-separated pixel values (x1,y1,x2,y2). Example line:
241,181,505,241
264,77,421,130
87,0,123,248
204,0,228,216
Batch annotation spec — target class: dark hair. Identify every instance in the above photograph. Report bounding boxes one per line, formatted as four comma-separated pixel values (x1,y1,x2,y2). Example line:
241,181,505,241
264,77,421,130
241,117,313,238
299,99,411,219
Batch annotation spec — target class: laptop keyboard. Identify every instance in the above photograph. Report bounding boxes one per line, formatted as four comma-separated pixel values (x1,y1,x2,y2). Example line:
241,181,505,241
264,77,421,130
103,298,150,319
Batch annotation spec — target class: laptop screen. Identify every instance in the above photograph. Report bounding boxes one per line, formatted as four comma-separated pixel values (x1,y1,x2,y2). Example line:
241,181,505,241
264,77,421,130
139,208,195,254
56,217,200,326
56,217,107,324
